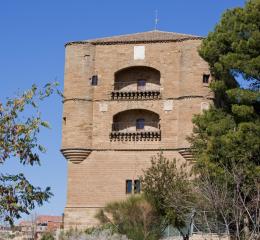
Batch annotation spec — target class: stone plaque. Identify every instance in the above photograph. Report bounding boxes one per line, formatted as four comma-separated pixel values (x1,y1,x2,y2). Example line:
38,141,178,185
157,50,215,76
163,100,173,111
99,102,108,112
134,46,145,60
201,102,209,112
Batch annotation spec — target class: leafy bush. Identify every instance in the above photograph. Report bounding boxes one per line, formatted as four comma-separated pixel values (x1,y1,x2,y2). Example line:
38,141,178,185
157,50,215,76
140,153,196,239
96,195,162,240
41,232,54,240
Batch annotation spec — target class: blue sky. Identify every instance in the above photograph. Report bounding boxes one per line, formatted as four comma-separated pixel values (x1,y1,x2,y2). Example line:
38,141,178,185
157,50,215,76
0,0,245,221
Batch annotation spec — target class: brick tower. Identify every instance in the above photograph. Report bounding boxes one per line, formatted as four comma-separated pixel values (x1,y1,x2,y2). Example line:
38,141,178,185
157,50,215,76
61,30,213,229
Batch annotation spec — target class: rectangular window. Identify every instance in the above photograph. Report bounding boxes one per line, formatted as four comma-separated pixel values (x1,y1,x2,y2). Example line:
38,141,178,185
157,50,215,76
136,118,145,131
126,180,132,194
134,180,141,193
137,79,146,91
203,74,210,84
91,75,98,86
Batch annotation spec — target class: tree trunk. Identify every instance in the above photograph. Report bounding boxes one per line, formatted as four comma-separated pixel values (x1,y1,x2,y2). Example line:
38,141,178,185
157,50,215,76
243,215,250,240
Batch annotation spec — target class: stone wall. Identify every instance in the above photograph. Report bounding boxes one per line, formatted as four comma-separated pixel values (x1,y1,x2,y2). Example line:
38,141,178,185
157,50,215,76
163,234,229,240
62,37,213,229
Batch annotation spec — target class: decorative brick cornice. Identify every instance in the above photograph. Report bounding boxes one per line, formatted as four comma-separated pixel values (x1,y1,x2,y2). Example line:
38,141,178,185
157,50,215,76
62,98,92,103
65,37,204,47
178,148,194,161
91,37,204,45
61,148,92,164
60,147,194,162
84,147,189,152
62,95,214,103
65,41,91,47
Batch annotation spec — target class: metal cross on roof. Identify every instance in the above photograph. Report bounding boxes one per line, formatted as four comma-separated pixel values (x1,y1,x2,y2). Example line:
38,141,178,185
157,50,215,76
154,10,159,30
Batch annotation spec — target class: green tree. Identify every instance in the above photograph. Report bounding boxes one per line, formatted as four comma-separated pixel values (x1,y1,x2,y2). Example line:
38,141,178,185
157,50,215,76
199,0,260,87
0,83,59,225
189,108,260,238
96,195,162,240
189,0,260,239
140,153,196,240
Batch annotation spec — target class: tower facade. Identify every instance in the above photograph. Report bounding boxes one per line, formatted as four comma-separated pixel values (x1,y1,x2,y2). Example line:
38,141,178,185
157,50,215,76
61,31,213,229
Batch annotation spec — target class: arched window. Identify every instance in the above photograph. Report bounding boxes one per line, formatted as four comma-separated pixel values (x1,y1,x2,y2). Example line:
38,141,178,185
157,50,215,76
114,66,160,91
112,66,161,99
111,109,161,141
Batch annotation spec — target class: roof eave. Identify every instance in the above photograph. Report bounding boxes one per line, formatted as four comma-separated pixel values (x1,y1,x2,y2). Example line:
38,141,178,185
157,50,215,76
65,36,204,47
64,41,91,47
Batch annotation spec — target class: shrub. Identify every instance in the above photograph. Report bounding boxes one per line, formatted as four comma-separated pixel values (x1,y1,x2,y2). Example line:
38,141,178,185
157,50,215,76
96,195,162,240
41,232,55,240
58,228,129,240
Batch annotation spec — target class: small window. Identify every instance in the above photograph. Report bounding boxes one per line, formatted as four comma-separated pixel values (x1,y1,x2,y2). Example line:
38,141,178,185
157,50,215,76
136,118,145,131
126,180,132,194
203,74,210,84
134,180,141,194
137,79,146,91
91,75,98,86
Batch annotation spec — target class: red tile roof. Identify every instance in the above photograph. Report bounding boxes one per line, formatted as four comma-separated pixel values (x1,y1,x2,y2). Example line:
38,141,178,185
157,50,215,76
19,215,62,226
36,215,62,223
66,30,203,46
19,221,32,226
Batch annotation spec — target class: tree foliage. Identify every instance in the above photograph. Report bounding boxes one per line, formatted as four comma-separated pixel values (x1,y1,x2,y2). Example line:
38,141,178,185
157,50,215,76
199,0,260,85
189,108,260,238
59,228,129,240
140,153,196,239
189,0,260,239
41,232,55,240
0,83,59,225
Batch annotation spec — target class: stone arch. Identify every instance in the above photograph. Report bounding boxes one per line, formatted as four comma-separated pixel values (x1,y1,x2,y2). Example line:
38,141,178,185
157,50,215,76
114,66,161,91
112,109,160,132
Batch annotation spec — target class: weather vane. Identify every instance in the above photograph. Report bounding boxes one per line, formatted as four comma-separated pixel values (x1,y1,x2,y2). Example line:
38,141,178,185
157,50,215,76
154,10,159,30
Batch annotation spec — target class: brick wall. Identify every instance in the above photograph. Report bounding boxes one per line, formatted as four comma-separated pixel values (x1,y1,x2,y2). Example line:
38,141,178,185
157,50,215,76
62,37,213,229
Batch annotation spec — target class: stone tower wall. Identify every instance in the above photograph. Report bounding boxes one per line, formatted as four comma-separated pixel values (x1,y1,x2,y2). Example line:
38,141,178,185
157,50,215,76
62,38,213,229
62,44,95,161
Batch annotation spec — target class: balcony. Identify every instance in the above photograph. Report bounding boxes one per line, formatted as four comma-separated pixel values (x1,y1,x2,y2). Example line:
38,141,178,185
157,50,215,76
112,66,161,100
111,81,161,100
110,121,161,141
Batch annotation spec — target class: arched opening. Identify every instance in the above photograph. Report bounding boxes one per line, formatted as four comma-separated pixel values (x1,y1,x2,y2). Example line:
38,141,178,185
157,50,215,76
110,109,161,141
114,66,160,91
112,66,161,100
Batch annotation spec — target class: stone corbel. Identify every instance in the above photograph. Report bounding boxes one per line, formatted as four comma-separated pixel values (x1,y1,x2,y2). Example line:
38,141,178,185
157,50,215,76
60,148,92,164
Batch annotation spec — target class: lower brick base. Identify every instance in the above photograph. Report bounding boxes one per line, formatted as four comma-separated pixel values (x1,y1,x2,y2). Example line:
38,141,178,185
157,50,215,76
64,150,190,230
64,207,101,230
